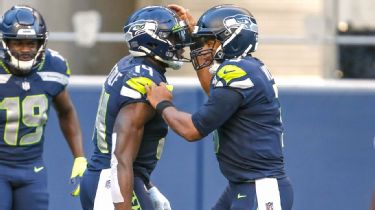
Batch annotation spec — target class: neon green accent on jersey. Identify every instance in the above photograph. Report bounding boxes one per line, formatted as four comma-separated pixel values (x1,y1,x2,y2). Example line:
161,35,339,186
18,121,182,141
37,53,46,71
127,77,155,94
172,24,183,32
126,77,173,94
0,60,10,74
213,130,219,153
217,65,247,84
132,191,142,210
156,138,165,160
65,61,71,75
95,90,110,153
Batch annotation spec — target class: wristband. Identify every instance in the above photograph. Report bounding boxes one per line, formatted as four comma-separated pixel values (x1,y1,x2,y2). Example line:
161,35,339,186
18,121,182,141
155,100,174,115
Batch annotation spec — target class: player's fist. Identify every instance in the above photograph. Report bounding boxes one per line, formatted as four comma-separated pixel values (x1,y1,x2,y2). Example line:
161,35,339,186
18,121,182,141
70,157,87,196
148,186,172,210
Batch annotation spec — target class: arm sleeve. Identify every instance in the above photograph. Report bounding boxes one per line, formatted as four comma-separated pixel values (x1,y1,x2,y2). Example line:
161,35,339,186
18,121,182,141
192,87,244,137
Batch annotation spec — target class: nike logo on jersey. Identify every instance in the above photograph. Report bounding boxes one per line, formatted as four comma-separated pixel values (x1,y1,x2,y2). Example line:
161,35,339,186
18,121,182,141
237,193,247,199
34,166,44,173
223,69,235,74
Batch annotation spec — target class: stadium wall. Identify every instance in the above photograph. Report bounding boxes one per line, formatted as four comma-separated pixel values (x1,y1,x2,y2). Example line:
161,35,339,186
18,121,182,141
44,77,375,210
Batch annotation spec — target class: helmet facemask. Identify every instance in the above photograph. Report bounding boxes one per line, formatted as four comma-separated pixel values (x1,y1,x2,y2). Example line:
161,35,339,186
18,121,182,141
190,36,219,71
2,38,46,73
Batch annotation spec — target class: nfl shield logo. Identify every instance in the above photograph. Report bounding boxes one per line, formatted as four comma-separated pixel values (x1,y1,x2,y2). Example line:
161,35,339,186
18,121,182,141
22,81,30,91
105,180,111,189
266,202,274,210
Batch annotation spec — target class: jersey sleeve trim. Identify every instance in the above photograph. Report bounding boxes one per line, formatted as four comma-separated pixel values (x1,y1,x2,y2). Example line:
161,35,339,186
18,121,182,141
37,72,69,86
215,78,254,89
0,74,11,84
120,85,142,99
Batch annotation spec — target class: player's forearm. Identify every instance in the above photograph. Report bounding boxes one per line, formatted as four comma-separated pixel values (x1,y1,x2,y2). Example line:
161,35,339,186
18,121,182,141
58,109,84,157
196,66,213,96
161,107,202,141
117,160,134,210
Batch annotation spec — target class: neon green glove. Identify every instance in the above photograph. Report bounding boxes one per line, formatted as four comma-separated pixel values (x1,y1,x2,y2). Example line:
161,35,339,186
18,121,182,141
70,157,87,196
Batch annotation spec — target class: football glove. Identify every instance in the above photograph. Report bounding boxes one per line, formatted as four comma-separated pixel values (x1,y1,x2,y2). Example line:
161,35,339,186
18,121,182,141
148,186,172,210
70,157,87,196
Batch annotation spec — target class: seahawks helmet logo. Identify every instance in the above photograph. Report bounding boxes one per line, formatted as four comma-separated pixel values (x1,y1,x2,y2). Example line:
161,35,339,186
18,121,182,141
124,20,158,41
223,14,258,33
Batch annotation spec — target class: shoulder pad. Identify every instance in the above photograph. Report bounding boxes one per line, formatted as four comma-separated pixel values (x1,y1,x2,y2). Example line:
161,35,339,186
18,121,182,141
214,64,254,89
44,49,71,75
37,49,70,86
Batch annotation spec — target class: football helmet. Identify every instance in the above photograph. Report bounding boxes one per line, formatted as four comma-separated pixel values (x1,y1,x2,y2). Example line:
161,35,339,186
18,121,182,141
0,5,48,74
190,4,259,70
123,6,191,70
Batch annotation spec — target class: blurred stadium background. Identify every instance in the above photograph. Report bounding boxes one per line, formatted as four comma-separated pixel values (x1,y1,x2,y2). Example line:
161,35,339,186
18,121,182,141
1,0,375,210
2,0,375,78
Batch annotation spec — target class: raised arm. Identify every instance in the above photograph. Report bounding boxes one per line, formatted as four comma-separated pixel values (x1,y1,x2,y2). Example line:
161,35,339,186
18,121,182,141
168,4,213,95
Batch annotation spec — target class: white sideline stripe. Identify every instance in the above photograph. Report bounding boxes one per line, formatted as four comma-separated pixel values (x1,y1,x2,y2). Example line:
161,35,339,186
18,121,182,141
48,32,375,46
68,76,202,87
68,75,375,90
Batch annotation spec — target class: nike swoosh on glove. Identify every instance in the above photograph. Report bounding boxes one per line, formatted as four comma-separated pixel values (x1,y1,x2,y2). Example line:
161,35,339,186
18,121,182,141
70,157,87,196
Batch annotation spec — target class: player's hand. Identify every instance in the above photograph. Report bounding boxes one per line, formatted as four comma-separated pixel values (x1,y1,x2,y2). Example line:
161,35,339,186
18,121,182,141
148,186,172,210
145,82,173,109
70,157,87,196
168,4,196,33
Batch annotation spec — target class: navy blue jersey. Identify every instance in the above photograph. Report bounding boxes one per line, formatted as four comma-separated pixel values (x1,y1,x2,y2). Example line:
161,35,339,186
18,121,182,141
88,56,168,183
0,49,70,164
192,56,285,182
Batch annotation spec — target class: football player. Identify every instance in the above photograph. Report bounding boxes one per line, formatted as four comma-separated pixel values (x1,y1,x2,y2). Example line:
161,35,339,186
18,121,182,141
79,6,190,210
146,4,294,210
0,5,87,210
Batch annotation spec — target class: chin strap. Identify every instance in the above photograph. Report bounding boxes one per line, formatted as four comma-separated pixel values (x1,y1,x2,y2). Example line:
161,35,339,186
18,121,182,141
9,55,35,71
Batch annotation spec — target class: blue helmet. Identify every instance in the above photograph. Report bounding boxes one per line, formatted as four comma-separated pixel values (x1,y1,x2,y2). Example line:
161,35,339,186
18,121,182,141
0,5,48,73
123,6,191,70
190,5,259,70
